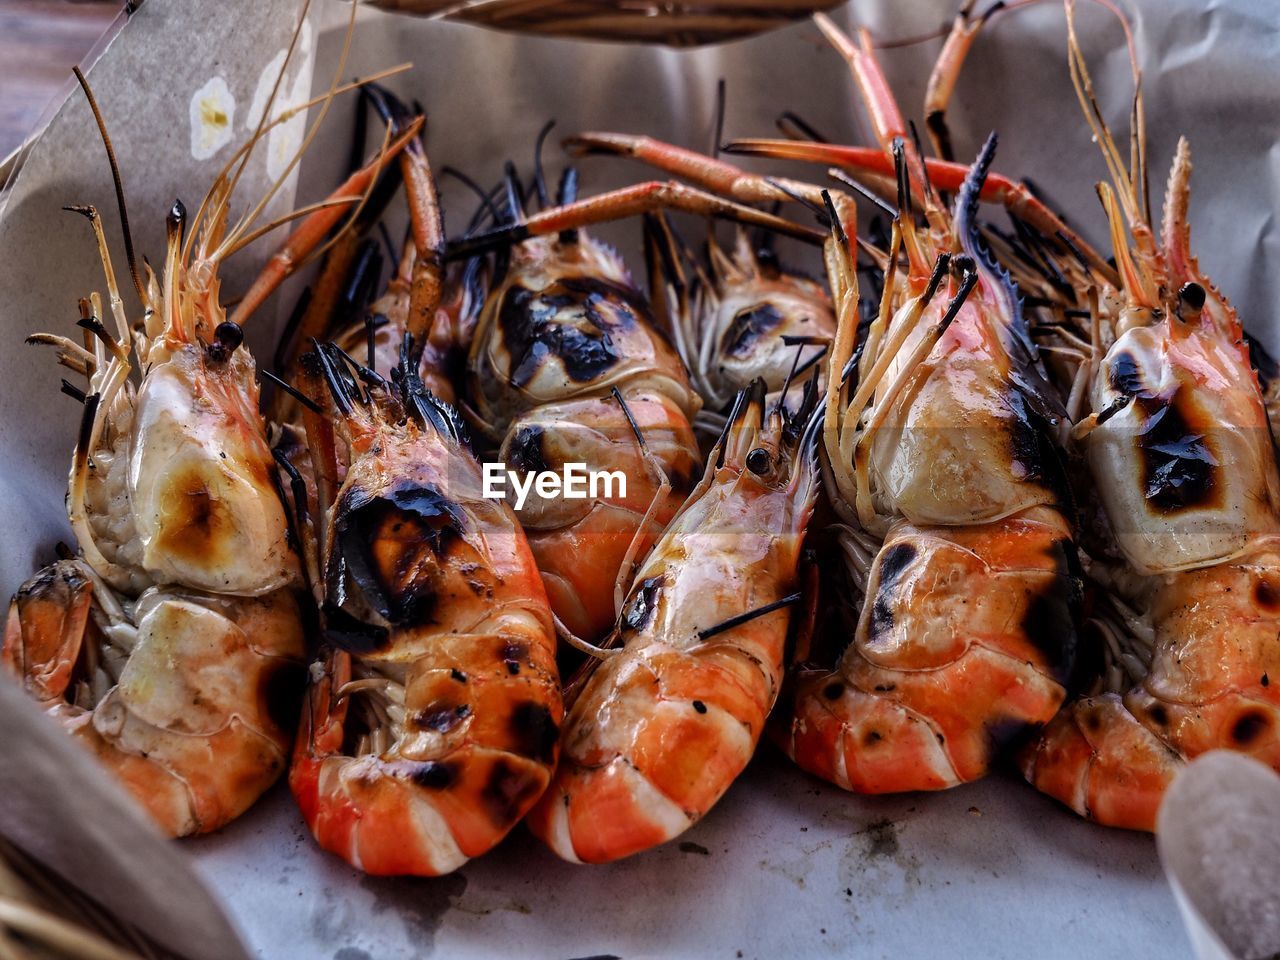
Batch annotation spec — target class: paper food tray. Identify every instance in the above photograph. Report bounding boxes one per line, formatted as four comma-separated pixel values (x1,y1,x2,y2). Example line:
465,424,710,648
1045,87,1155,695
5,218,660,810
2,0,1277,956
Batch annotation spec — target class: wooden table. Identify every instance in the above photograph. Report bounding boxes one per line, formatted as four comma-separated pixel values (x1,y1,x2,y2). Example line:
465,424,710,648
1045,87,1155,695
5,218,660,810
0,0,123,160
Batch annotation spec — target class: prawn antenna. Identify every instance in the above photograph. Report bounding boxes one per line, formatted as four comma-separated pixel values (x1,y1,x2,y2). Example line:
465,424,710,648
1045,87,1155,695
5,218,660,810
260,367,323,414
828,169,898,219
698,592,801,641
73,66,144,305
610,386,652,455
533,120,557,209
711,78,727,159
775,110,830,144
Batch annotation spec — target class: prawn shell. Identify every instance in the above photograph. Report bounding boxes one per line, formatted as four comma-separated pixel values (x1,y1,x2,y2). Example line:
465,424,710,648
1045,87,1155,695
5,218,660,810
784,507,1078,792
128,345,299,595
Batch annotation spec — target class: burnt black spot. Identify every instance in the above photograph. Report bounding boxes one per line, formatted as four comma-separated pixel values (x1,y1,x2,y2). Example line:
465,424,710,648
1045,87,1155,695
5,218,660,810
498,277,649,388
321,602,390,655
1018,537,1081,684
1082,710,1103,734
1263,673,1271,688
623,576,664,632
1108,351,1146,398
507,426,550,475
1254,577,1280,612
260,659,305,735
509,701,559,763
722,303,784,358
451,669,468,684
1147,703,1170,727
409,761,457,789
822,681,844,700
869,542,918,645
414,703,471,733
501,640,527,676
1231,710,1271,745
331,483,467,626
481,758,544,828
1135,389,1219,512
691,700,707,714
864,729,882,746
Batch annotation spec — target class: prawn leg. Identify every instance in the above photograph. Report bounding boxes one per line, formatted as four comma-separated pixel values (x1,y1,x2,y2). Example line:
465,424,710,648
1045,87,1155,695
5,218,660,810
228,117,424,327
445,180,825,261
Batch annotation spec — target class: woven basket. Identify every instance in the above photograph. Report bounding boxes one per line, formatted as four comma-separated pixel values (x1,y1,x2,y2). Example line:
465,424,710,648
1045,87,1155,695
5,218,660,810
364,0,844,45
0,838,174,960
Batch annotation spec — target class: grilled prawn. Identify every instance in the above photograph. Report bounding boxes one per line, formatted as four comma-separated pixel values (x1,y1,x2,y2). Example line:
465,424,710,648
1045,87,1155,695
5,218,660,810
0,96,409,840
288,346,562,876
752,18,1082,793
1020,4,1280,830
526,379,821,862
565,132,838,419
446,165,822,644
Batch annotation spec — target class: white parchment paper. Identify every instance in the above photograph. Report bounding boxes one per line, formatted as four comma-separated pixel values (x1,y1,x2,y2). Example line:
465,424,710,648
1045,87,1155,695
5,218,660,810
1,0,1277,956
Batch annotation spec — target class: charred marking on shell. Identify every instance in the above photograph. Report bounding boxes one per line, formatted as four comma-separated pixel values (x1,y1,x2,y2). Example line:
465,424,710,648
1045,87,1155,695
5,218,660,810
409,761,457,789
623,576,664,632
481,758,544,828
822,681,844,700
1147,703,1170,728
509,701,559,763
1136,390,1219,512
501,640,527,676
1018,537,1080,683
868,542,917,644
1107,353,1220,513
450,668,468,684
864,729,883,746
1108,351,1146,398
1231,710,1271,746
414,703,471,733
1254,577,1280,612
333,483,466,625
260,659,305,735
156,470,229,566
722,303,785,358
691,700,708,714
321,602,390,655
498,277,650,388
507,425,550,475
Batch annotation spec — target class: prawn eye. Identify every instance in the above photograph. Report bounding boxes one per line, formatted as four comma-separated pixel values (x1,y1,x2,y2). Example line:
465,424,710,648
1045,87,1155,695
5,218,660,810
1178,282,1206,312
215,321,244,352
746,447,771,475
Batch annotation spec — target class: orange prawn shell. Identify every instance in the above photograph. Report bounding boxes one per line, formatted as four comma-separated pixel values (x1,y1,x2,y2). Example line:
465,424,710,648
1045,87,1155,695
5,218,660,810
467,235,699,431
867,281,1065,528
3,565,305,837
784,506,1077,792
528,440,814,863
290,410,563,876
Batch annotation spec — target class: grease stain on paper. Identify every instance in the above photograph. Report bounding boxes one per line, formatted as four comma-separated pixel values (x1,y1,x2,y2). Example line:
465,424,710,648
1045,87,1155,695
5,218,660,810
245,20,315,184
189,76,235,160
